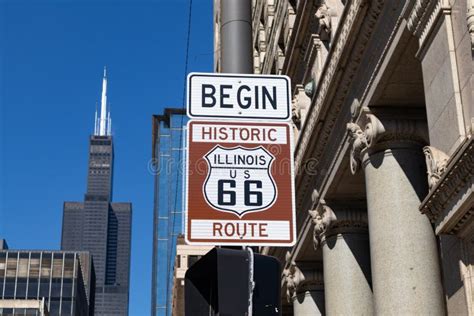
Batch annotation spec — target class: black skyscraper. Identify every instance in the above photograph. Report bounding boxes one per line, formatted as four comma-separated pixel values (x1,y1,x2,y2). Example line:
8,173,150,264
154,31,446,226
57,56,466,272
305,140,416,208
61,70,132,316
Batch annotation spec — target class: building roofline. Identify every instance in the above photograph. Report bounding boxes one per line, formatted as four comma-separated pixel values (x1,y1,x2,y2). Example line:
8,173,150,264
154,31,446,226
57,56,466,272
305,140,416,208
152,108,186,161
0,239,8,250
0,249,91,255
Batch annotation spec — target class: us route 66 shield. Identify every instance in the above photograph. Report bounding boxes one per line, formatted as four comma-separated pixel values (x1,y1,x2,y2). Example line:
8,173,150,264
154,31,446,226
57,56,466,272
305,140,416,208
203,145,277,217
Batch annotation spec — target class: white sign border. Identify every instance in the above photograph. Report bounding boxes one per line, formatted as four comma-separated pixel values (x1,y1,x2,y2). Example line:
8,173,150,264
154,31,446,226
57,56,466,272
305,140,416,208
186,72,292,122
184,120,296,247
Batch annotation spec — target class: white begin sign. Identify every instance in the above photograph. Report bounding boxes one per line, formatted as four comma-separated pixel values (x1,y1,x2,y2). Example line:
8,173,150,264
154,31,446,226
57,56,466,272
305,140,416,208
187,72,291,121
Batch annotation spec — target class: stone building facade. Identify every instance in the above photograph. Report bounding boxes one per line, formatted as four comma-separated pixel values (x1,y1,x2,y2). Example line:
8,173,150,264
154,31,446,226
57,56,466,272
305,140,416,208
170,237,212,316
215,0,474,314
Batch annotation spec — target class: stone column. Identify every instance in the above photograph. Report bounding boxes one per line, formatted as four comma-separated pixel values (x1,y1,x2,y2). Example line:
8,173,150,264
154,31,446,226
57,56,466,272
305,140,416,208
283,258,325,315
347,112,445,315
310,200,373,315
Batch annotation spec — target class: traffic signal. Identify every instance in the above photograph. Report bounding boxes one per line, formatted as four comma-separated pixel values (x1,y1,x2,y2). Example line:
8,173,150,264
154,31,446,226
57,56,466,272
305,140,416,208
185,247,280,316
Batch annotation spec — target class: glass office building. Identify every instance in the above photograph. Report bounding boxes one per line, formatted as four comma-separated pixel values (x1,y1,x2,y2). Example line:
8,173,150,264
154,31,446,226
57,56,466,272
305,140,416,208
0,250,95,315
151,108,187,316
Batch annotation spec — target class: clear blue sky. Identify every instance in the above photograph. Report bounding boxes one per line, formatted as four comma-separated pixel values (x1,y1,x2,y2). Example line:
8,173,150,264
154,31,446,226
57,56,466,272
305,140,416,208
0,0,213,315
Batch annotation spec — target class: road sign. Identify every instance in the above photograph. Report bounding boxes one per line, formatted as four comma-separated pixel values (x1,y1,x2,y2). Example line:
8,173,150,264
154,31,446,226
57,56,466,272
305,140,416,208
187,73,291,121
185,120,296,246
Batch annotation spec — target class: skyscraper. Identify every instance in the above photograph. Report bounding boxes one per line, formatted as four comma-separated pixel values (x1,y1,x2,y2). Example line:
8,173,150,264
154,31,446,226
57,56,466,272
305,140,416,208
150,108,187,316
61,69,132,316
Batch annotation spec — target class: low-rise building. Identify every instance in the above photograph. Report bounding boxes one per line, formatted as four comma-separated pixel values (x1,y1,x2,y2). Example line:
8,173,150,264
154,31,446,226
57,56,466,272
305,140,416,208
171,236,212,316
0,250,95,315
0,298,49,316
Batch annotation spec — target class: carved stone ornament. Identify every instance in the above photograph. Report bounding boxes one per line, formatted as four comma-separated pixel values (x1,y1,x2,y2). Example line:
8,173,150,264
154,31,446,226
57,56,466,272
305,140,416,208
468,0,474,49
347,122,368,175
423,146,449,189
311,188,320,205
309,200,368,249
350,98,361,118
283,252,306,302
315,2,332,41
461,263,474,314
292,85,312,129
283,252,324,302
308,200,337,249
292,97,301,128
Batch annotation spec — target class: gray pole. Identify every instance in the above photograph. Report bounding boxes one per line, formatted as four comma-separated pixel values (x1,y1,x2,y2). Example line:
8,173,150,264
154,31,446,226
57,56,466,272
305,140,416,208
220,1,254,314
220,0,253,73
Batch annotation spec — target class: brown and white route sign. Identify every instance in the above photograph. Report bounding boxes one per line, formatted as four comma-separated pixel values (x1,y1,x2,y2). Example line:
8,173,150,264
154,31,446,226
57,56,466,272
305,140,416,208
185,120,296,246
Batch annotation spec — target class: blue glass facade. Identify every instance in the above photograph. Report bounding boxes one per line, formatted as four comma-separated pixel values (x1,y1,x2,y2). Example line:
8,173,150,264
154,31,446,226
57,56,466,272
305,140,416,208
151,109,187,316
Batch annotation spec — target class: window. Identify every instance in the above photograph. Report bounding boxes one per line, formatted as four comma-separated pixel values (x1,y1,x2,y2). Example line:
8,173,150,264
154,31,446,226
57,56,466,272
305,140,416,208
27,279,39,298
62,298,72,315
62,278,73,298
16,277,27,298
39,278,50,297
0,253,6,278
6,253,18,278
52,255,63,278
3,278,15,298
40,255,52,278
17,257,29,278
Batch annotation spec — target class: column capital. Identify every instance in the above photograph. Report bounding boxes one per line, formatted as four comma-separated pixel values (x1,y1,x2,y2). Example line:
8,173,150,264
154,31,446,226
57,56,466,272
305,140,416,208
347,110,428,174
283,253,324,302
309,200,336,249
309,200,368,250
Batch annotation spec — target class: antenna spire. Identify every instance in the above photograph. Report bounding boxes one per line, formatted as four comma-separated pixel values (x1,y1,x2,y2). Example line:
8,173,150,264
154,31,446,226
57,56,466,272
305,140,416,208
93,67,111,136
94,102,98,135
98,67,109,136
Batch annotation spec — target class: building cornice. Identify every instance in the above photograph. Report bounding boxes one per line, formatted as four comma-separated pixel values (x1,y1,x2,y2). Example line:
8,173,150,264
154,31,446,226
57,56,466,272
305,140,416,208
405,0,452,57
292,0,384,207
420,137,474,235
